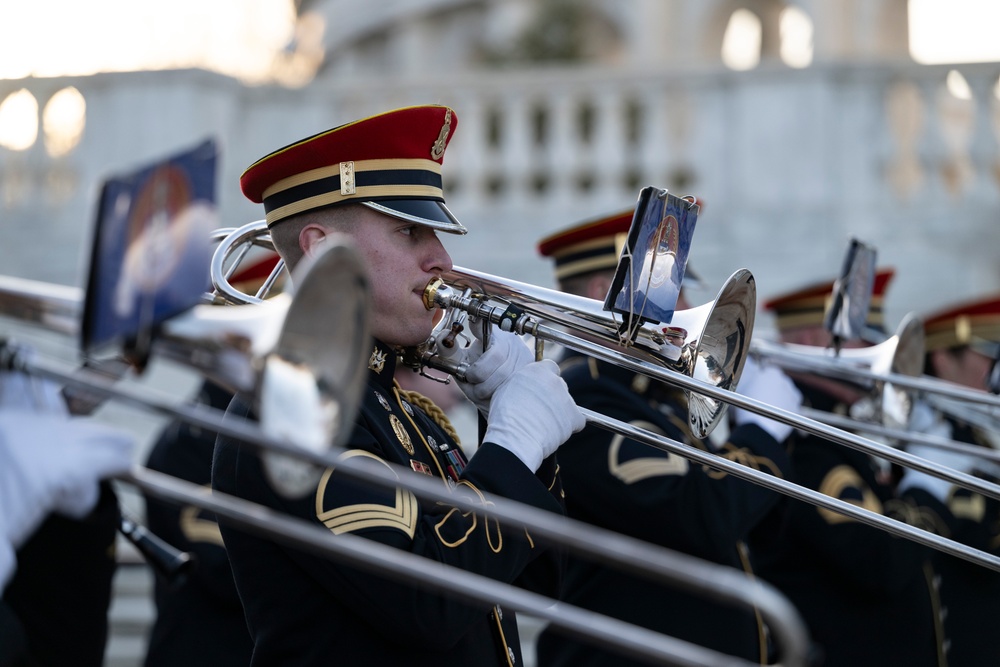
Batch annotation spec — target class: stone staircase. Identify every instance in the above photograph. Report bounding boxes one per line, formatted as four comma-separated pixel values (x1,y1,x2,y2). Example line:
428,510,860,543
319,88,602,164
104,560,155,667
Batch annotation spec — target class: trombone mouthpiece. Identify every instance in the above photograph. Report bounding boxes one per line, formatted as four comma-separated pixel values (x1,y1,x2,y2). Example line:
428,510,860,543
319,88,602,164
423,278,445,311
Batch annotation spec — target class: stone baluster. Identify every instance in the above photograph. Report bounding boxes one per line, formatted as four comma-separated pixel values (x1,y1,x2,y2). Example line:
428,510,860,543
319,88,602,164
964,70,1000,203
914,75,949,201
545,90,582,212
496,89,534,210
588,88,629,204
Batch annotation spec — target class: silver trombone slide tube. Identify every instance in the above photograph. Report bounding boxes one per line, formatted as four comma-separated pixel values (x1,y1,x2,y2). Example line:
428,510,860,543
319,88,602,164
579,408,1000,573
424,279,1000,504
128,466,802,667
417,344,1000,573
924,394,1000,435
0,275,81,335
799,407,1000,468
752,338,1000,410
5,351,811,667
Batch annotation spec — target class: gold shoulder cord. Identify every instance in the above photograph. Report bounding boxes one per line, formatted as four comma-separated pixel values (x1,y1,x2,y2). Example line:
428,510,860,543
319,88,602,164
396,386,462,447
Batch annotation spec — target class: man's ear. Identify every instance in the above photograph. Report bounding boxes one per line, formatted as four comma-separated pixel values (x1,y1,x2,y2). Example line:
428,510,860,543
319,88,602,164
299,224,328,258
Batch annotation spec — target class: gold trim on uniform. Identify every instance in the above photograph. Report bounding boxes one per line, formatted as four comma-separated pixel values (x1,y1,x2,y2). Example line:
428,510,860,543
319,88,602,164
393,387,449,482
885,498,950,534
339,161,356,195
180,504,225,546
949,493,985,522
608,420,689,484
390,414,415,454
706,444,784,480
316,451,418,538
817,465,883,524
369,347,388,373
434,480,504,553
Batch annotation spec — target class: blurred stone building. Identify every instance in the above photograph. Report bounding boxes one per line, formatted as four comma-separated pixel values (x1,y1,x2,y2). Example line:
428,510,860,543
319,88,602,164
2,0,998,326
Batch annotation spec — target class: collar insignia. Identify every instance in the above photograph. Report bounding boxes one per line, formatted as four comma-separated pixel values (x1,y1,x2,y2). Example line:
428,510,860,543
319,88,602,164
390,414,414,455
369,347,388,373
375,391,391,411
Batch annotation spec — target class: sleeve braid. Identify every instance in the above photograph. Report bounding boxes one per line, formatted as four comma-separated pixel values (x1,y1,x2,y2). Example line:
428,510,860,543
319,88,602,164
396,387,462,447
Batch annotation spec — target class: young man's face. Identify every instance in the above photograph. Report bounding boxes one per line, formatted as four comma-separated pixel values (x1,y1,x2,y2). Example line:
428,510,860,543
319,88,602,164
340,206,454,348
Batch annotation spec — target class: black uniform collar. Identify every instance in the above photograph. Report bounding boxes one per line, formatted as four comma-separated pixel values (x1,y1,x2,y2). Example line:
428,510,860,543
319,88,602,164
366,339,398,390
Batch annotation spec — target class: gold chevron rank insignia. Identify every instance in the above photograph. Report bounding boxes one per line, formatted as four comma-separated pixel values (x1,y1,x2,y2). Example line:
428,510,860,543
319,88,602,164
316,451,418,538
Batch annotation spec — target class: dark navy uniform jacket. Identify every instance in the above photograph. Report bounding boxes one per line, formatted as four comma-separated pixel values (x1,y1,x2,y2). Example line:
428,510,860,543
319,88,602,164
904,417,1000,667
144,380,253,667
212,339,564,666
536,353,790,666
0,482,119,667
751,379,946,667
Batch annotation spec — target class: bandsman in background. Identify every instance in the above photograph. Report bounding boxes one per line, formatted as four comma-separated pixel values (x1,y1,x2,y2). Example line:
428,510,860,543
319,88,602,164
142,379,253,667
533,209,801,666
750,270,948,667
212,105,585,665
896,294,1000,667
142,249,279,666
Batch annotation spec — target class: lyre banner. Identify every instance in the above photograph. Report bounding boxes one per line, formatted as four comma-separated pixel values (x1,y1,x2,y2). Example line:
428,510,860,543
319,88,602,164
824,237,877,344
603,186,698,329
81,139,219,353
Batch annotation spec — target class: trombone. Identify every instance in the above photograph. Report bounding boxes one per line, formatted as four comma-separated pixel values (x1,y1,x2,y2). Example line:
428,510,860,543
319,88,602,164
0,240,814,667
748,314,1000,462
751,330,1000,412
209,220,1000,573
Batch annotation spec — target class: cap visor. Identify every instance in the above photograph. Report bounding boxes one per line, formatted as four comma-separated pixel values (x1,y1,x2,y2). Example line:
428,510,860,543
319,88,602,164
361,200,467,234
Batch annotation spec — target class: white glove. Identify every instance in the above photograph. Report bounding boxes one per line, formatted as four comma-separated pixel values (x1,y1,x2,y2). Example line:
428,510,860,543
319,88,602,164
908,400,953,440
0,411,135,587
481,360,586,472
898,443,975,503
456,320,534,414
730,357,802,443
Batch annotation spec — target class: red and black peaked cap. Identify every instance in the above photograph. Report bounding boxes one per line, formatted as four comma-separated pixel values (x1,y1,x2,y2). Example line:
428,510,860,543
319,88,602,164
240,105,466,234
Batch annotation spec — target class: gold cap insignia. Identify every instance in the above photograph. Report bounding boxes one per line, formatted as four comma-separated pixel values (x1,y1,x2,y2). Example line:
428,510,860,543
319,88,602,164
431,109,452,160
390,414,414,455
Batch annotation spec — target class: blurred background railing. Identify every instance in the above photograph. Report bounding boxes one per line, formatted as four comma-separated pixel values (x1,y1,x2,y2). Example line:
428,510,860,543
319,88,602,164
2,57,998,328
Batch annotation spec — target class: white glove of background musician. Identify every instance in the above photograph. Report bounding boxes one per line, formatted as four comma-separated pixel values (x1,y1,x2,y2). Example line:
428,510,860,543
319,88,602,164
897,443,975,503
456,319,534,415
0,369,135,590
481,360,585,472
897,402,969,502
730,356,802,443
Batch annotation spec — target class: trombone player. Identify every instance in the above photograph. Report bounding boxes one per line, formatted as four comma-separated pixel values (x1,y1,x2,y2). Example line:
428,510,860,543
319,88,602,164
533,209,801,665
897,294,1000,666
750,270,948,667
211,105,585,665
